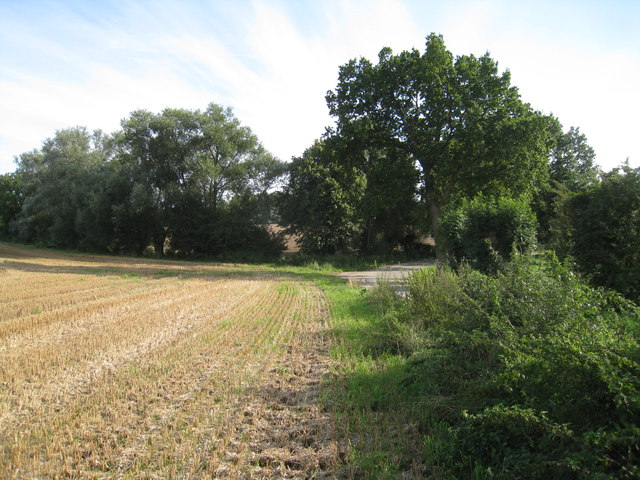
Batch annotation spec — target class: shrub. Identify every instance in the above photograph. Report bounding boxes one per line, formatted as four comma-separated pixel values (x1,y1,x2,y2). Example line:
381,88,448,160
567,166,640,301
457,405,576,479
393,253,640,478
438,196,537,273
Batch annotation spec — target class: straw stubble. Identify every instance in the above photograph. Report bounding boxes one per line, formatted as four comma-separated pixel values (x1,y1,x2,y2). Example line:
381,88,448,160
0,244,336,478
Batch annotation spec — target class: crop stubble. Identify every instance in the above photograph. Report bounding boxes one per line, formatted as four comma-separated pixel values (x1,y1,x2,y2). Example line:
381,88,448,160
0,244,337,478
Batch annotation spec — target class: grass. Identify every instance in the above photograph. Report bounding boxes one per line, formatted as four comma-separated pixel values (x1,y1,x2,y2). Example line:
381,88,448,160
314,273,436,478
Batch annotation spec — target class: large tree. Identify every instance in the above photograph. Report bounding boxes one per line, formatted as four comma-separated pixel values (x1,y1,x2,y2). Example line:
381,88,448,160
280,137,365,254
280,130,423,255
0,172,24,236
12,127,114,248
534,121,601,244
119,103,285,256
326,34,553,254
356,141,422,253
549,125,599,192
568,165,640,300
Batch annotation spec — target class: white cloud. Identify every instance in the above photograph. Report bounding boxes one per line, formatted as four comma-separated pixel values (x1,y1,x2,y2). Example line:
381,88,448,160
0,65,214,168
234,0,423,161
507,45,640,169
0,0,422,171
0,0,637,175
439,1,640,170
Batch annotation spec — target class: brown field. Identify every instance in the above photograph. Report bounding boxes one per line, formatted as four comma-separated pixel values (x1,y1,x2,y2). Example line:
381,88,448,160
0,243,337,479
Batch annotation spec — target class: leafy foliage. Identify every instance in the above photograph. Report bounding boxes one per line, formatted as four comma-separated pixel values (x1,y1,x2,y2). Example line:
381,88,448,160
352,136,423,254
378,253,640,478
279,131,424,255
119,103,285,257
327,34,553,244
567,165,640,301
533,122,600,245
9,104,285,259
12,127,114,249
0,172,24,236
279,137,366,254
438,196,537,273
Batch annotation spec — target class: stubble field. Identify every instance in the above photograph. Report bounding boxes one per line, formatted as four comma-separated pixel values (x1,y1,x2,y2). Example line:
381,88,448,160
0,243,338,479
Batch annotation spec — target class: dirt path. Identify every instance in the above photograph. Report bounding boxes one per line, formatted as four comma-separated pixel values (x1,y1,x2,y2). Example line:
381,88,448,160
336,260,436,293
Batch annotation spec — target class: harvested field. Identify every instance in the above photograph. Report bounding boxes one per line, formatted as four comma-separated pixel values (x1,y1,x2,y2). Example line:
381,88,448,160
0,243,337,478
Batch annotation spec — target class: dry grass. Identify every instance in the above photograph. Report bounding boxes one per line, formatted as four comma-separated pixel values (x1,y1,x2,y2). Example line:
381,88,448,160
0,243,337,479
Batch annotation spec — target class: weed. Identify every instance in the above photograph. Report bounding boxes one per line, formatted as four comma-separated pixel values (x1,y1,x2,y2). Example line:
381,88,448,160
321,251,640,478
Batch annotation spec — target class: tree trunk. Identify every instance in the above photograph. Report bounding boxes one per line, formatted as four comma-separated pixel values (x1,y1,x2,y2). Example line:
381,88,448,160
424,172,443,262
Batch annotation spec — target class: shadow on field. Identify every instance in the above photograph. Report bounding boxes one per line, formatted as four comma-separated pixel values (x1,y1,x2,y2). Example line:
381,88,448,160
1,258,248,280
0,246,347,288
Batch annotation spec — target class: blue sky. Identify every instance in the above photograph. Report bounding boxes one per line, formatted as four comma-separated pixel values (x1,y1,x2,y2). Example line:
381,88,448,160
1,0,638,174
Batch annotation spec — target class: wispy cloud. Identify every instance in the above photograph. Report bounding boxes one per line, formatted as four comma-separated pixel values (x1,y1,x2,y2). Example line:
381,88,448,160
0,0,638,173
0,0,424,171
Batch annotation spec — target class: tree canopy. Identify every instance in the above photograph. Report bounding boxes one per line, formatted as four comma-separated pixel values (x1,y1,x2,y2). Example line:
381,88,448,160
119,103,284,256
8,104,285,259
326,34,553,248
11,127,114,249
279,136,366,254
0,172,24,236
567,165,640,300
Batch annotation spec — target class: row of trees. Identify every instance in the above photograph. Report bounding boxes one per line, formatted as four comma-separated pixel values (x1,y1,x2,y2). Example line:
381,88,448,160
0,104,285,258
278,35,597,254
1,33,637,297
277,34,639,300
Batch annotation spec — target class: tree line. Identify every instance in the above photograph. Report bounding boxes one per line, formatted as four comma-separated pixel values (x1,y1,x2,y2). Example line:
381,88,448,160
0,104,285,259
1,33,638,298
279,34,639,300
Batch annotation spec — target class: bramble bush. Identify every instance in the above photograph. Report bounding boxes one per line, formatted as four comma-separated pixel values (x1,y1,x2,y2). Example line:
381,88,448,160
376,252,640,478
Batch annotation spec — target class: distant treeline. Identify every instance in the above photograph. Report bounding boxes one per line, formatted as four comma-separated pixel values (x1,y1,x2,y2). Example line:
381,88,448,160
0,104,286,259
1,33,639,298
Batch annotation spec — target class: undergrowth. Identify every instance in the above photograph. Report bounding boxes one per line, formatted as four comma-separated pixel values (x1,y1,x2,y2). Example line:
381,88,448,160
323,252,640,479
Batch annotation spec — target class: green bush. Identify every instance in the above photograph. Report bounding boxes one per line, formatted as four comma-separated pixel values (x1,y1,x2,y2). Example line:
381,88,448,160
567,166,640,301
438,196,537,273
389,253,640,478
458,405,575,479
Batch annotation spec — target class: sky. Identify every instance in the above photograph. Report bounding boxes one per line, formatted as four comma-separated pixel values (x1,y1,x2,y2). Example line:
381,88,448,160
1,0,639,174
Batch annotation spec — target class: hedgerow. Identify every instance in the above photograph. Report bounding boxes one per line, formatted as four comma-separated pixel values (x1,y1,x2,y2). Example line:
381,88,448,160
438,196,537,274
376,253,640,478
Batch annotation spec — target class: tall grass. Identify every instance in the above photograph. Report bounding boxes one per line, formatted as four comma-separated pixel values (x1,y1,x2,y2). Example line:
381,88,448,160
317,271,434,478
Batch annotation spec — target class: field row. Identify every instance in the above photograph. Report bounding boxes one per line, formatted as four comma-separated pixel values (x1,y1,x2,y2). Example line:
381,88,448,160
0,244,337,478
